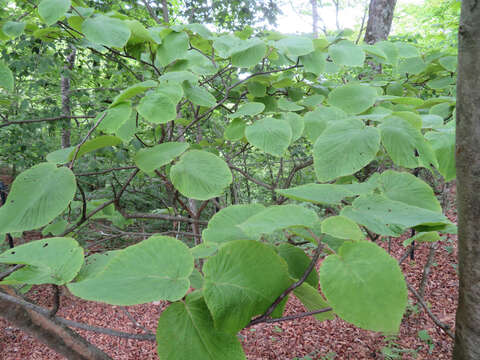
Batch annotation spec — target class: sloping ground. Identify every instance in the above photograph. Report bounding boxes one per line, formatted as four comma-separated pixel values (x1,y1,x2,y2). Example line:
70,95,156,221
0,190,458,360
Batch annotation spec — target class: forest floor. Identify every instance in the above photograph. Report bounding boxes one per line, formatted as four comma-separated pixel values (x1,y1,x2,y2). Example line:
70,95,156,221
0,186,458,360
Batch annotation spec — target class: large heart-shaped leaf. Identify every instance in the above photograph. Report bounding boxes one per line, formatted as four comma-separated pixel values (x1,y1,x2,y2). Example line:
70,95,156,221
276,183,355,205
239,205,318,237
329,40,365,67
231,39,267,68
245,117,292,157
82,15,131,48
0,237,83,285
293,283,334,321
0,163,76,233
97,102,132,133
314,119,380,182
203,240,292,333
275,37,314,58
327,84,377,114
379,116,438,169
320,241,407,333
321,216,364,240
68,236,194,305
135,142,189,173
277,243,318,288
425,128,456,181
69,136,122,160
38,0,71,25
137,91,177,124
156,31,189,66
303,106,347,143
202,204,265,244
170,150,232,200
157,292,246,360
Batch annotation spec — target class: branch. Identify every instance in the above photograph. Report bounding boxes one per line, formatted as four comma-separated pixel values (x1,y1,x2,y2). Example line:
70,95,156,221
406,281,454,339
0,115,95,128
249,239,324,326
75,166,137,177
124,212,208,225
229,164,274,190
250,307,333,326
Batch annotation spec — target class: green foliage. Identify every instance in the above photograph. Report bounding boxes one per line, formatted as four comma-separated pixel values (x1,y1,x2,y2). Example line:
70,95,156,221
0,2,458,357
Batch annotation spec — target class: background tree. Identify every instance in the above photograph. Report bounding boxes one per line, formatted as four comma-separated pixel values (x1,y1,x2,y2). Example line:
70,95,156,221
364,0,397,44
454,0,480,358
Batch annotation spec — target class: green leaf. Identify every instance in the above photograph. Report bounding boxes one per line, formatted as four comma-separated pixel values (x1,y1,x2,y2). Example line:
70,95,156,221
135,142,189,173
293,283,334,321
245,117,292,157
227,102,265,118
239,205,318,237
313,119,380,182
189,268,204,289
190,243,218,259
374,41,399,65
38,0,71,25
46,146,75,165
111,80,157,106
403,231,440,246
184,84,217,107
137,91,177,124
376,170,441,213
327,84,377,114
82,15,131,48
438,56,457,72
202,204,265,244
68,135,122,160
421,114,444,129
277,98,304,111
160,71,198,84
0,237,83,285
329,40,365,67
277,243,318,288
379,116,438,169
361,44,387,60
0,61,14,92
0,163,76,233
224,119,246,141
276,183,355,205
281,112,304,142
203,240,292,333
157,292,246,360
398,57,427,75
425,128,456,181
300,50,326,75
231,39,267,68
170,150,232,200
303,106,347,143
321,216,364,240
2,21,26,38
320,241,407,333
275,36,314,58
97,101,132,133
395,42,419,58
340,194,450,236
247,81,267,97
156,31,189,66
68,236,194,305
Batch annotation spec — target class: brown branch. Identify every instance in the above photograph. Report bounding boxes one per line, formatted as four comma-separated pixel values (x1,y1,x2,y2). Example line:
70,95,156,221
0,264,24,281
250,307,333,326
75,166,137,177
124,212,208,225
0,115,95,128
406,282,454,339
249,239,324,326
229,164,274,190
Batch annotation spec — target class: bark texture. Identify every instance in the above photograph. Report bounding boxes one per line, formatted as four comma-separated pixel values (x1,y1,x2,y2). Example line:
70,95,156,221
0,287,111,360
310,0,319,38
61,48,76,148
363,0,397,44
454,1,480,358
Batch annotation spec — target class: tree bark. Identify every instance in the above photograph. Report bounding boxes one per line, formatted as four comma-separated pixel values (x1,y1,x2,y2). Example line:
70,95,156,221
454,1,480,358
61,48,76,149
310,0,319,38
0,287,112,360
363,0,397,44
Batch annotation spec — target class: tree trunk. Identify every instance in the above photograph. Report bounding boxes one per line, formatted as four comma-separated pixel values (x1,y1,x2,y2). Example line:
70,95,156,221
453,1,480,358
161,0,169,23
310,0,319,38
363,0,397,44
61,48,76,149
0,287,111,360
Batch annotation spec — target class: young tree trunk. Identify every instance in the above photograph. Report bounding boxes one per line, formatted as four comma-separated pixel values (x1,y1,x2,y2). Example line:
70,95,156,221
310,0,319,38
453,1,480,358
61,48,76,149
363,0,397,44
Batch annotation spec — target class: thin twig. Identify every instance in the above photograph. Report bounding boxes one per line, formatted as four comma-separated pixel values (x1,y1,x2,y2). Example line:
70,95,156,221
69,112,107,170
76,166,137,177
406,281,454,339
0,264,24,281
0,115,94,128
